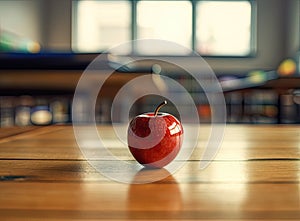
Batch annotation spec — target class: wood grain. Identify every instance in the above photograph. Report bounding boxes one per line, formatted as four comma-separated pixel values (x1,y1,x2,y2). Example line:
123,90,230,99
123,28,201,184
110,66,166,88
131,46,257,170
0,126,40,140
0,125,300,220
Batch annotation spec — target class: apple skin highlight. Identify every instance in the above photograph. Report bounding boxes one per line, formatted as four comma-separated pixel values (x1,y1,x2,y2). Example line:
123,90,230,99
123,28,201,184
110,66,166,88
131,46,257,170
127,112,183,168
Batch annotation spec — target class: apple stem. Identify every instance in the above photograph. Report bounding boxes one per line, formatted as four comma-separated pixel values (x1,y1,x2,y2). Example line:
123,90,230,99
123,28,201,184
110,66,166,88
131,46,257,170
154,100,167,116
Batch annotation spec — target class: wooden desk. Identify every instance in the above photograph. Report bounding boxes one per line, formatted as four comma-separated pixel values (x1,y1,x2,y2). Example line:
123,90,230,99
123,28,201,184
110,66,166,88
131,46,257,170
0,125,300,220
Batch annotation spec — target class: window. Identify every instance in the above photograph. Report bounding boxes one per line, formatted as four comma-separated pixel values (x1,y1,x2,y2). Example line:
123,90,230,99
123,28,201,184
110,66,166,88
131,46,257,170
136,1,192,55
196,1,252,56
72,0,131,53
72,0,255,56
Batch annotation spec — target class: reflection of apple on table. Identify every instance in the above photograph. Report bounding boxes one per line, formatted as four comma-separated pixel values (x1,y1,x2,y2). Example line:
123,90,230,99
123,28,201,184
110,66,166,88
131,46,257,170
127,101,183,168
127,168,182,218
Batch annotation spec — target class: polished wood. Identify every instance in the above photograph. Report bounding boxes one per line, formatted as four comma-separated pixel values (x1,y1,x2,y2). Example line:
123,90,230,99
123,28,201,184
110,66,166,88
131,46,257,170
0,125,300,220
0,126,39,140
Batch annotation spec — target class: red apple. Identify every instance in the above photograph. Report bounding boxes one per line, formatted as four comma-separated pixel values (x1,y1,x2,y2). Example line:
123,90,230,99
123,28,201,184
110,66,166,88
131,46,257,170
127,101,183,168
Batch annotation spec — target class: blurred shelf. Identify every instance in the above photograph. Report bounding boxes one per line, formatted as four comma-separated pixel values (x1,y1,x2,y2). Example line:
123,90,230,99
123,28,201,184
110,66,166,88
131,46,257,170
0,69,140,96
1,70,300,125
1,69,300,93
262,77,300,90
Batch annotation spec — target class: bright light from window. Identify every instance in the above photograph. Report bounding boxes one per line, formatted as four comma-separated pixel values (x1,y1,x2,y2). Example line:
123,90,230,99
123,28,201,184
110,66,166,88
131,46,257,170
72,1,130,52
72,0,254,56
136,0,192,55
196,1,252,56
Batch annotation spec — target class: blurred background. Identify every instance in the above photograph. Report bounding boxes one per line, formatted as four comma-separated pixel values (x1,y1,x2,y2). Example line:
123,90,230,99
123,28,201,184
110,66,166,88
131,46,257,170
0,0,300,126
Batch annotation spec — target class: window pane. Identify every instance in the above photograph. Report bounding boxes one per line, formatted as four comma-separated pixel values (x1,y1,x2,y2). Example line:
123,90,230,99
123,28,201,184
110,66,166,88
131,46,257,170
196,1,252,56
137,0,192,55
72,1,130,53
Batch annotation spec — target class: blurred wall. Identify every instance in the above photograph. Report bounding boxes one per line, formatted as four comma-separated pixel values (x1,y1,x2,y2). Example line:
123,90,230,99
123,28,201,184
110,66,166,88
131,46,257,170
0,0,42,42
285,0,300,57
39,0,72,51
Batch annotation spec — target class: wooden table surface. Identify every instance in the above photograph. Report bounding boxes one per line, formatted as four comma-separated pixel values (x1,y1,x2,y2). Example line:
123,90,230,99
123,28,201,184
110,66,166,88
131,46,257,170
0,124,300,220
